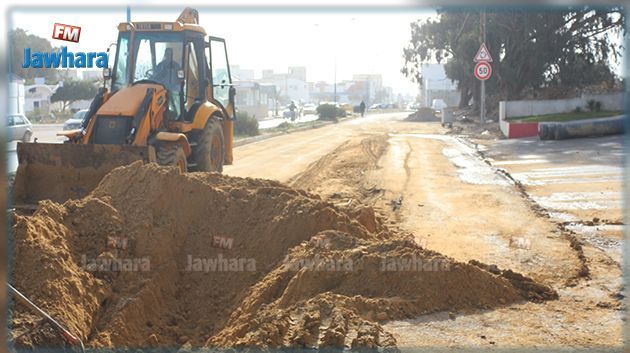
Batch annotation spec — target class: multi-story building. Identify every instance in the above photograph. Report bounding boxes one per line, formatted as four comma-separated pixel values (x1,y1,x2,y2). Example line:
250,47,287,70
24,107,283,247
352,74,383,105
260,66,309,103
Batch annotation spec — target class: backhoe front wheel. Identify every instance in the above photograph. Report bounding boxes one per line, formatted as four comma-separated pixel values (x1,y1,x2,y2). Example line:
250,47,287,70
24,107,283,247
193,118,224,173
156,143,188,174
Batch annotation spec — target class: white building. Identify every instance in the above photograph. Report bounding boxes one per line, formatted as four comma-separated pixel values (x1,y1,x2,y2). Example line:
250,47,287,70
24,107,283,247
231,65,255,81
25,83,60,114
234,81,271,119
25,81,92,115
260,67,309,103
420,64,459,107
352,74,383,104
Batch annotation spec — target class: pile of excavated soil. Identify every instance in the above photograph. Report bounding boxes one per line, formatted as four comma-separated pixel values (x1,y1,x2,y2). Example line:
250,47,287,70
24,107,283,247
10,161,556,350
405,108,439,122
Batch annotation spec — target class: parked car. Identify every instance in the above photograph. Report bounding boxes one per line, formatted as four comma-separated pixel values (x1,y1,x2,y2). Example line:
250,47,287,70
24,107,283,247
7,114,33,142
369,103,384,110
63,109,88,130
406,102,421,111
339,103,353,113
302,104,317,115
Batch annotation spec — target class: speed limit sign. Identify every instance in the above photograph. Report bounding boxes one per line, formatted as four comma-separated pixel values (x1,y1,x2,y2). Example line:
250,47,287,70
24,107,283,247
474,61,492,81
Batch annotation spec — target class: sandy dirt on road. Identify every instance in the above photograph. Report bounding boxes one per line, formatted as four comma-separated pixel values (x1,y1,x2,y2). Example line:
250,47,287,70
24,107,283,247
288,123,623,348
9,161,555,350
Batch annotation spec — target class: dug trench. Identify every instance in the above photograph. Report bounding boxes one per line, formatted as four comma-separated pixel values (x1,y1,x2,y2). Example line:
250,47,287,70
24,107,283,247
9,159,557,350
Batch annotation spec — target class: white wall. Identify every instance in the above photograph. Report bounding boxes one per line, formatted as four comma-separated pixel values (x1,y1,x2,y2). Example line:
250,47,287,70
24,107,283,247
9,80,25,115
501,92,623,119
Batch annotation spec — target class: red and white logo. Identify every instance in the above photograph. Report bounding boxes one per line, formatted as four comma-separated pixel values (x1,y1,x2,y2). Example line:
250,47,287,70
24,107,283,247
52,23,81,43
474,61,492,81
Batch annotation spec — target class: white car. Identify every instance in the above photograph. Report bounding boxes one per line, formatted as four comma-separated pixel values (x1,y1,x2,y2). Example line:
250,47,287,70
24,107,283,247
369,103,384,110
431,99,448,112
407,102,421,111
63,109,88,130
7,114,33,142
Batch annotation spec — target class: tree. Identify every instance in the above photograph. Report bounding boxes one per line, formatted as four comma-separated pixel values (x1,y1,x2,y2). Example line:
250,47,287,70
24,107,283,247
10,28,58,84
402,7,625,109
50,81,98,111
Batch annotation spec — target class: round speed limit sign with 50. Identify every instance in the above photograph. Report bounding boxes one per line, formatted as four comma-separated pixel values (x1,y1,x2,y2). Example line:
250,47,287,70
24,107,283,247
474,61,492,81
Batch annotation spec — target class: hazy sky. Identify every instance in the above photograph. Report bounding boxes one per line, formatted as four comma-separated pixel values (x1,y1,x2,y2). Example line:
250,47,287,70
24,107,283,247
11,8,435,95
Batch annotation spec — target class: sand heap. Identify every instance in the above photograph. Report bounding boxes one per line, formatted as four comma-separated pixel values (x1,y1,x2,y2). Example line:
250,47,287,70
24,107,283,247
10,162,556,349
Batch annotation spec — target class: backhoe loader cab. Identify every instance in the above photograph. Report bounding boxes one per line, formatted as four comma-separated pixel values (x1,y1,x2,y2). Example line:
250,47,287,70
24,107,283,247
13,8,236,205
110,22,235,124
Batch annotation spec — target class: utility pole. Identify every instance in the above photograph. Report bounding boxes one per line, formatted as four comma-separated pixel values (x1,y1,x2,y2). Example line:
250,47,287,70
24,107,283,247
480,8,486,128
333,59,337,105
126,6,131,22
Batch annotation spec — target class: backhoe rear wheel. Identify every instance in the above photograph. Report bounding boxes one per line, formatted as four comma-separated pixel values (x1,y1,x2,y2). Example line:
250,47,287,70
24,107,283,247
156,143,188,174
193,118,224,173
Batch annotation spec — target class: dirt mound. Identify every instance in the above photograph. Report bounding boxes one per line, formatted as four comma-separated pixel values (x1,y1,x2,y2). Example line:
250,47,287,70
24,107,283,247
10,161,556,350
405,108,439,122
209,232,528,348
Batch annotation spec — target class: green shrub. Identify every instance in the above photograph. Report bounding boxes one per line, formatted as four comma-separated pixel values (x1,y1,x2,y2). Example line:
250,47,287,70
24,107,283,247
234,111,259,137
316,104,346,121
586,100,603,112
277,121,291,130
26,109,44,123
51,110,73,123
574,106,582,113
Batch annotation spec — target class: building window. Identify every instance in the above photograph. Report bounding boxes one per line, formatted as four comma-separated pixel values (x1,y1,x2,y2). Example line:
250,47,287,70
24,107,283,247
33,101,39,108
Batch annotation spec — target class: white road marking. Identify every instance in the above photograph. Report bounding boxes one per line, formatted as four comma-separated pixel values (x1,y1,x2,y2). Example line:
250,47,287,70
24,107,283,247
492,159,549,166
390,133,509,185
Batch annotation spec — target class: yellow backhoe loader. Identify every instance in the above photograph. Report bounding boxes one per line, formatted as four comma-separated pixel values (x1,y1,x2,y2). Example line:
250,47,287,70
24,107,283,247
13,8,236,205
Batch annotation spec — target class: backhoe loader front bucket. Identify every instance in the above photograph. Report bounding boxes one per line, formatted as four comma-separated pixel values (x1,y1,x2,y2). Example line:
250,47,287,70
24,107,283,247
12,143,155,205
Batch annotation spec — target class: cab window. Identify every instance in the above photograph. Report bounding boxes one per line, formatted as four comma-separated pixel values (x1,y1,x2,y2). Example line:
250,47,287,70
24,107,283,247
184,41,200,111
208,39,231,108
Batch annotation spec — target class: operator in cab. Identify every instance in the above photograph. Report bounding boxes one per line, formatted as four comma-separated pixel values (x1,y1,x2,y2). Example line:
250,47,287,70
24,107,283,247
152,47,182,116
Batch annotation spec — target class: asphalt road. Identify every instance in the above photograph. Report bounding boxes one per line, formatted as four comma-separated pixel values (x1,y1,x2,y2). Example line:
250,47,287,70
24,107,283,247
6,115,320,174
481,134,623,258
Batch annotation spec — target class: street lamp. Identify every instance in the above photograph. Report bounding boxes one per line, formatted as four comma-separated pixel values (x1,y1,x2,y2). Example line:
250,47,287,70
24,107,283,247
314,21,341,105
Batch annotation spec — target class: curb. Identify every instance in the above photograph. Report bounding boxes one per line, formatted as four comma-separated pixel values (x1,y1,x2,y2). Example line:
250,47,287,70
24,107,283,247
539,115,625,140
233,117,355,147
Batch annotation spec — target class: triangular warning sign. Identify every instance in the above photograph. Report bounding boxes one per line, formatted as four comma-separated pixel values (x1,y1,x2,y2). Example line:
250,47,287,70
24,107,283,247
474,43,493,62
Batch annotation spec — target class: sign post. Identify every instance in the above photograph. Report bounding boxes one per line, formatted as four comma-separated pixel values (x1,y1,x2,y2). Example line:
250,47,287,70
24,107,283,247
475,9,490,128
474,60,491,130
473,42,492,126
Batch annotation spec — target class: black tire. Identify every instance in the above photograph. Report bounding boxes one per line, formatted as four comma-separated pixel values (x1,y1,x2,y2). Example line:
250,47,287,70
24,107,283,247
156,143,188,173
22,131,32,143
193,118,224,173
